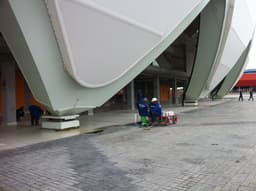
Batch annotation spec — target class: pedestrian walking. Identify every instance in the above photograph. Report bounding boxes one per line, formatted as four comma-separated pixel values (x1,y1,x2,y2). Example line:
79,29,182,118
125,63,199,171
248,88,254,101
238,88,243,101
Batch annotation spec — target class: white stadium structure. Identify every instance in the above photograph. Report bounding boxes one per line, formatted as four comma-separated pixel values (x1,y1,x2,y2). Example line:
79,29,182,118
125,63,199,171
0,0,255,127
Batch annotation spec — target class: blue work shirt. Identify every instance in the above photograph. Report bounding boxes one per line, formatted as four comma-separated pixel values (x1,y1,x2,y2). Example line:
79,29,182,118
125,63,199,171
29,105,43,118
150,103,162,116
137,102,149,116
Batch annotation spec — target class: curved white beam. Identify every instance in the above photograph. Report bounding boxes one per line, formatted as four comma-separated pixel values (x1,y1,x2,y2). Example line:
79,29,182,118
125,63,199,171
2,0,209,115
215,42,251,98
201,0,255,97
185,0,226,101
45,0,209,88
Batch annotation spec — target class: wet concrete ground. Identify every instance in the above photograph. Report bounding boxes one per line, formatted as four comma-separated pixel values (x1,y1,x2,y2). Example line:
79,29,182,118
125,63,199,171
1,98,256,191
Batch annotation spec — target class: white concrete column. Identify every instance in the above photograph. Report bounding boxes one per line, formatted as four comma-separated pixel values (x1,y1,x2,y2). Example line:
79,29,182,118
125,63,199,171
154,75,160,99
131,80,135,110
88,109,94,116
1,60,17,125
24,82,31,109
127,80,135,110
172,79,177,104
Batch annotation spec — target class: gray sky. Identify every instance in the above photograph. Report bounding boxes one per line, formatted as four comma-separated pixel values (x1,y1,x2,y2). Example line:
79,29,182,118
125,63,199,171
246,0,256,69
247,33,256,69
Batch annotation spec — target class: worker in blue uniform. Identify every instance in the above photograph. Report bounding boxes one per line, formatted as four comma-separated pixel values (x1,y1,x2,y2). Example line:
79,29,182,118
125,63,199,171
149,97,163,124
28,105,43,126
137,97,149,127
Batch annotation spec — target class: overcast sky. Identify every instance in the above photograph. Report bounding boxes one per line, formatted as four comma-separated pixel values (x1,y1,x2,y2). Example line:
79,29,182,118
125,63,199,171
245,0,256,69
247,34,256,69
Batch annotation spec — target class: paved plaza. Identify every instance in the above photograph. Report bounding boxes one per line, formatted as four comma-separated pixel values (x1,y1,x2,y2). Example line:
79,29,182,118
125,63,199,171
1,98,256,191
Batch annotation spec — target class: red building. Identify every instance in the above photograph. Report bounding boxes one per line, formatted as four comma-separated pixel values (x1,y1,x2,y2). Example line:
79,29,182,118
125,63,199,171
235,69,256,88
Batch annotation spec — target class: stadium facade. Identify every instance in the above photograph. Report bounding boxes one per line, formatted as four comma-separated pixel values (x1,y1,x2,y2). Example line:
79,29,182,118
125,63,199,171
0,0,255,125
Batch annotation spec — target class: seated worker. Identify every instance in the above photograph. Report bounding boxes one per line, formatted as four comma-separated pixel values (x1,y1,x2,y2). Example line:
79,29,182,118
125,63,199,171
149,97,163,124
16,106,25,121
137,97,149,127
28,105,43,126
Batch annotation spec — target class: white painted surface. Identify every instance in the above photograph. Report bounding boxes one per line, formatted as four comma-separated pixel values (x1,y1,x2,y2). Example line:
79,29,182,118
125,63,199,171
88,0,205,35
232,0,254,46
6,0,209,115
210,29,244,88
42,115,79,120
45,0,207,88
42,120,80,130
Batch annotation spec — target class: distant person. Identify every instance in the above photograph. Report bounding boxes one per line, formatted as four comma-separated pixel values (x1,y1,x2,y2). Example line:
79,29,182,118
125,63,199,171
238,88,243,101
248,88,254,101
28,105,43,126
136,89,143,105
149,97,163,124
16,106,25,121
137,97,149,127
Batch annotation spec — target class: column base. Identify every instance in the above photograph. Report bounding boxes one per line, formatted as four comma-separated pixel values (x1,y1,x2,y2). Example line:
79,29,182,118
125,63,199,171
42,115,80,130
183,100,198,106
6,121,17,126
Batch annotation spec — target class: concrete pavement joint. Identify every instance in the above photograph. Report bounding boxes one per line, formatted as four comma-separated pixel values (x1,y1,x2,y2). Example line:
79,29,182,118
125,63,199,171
1,100,256,190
